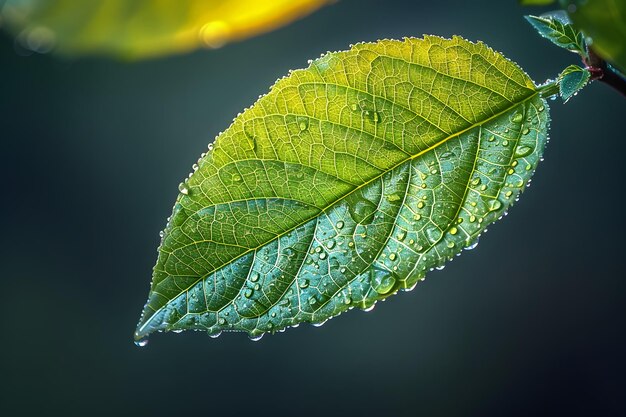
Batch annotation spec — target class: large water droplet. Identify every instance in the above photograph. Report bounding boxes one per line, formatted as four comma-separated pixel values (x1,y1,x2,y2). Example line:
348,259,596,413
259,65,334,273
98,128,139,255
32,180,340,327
349,198,377,225
178,182,189,195
514,145,533,157
511,112,524,123
209,330,222,339
370,266,397,294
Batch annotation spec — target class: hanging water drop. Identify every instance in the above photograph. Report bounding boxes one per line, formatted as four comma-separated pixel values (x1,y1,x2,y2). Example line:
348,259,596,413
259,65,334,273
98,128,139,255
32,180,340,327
209,330,223,339
178,182,189,195
464,238,480,251
249,333,264,342
134,337,149,347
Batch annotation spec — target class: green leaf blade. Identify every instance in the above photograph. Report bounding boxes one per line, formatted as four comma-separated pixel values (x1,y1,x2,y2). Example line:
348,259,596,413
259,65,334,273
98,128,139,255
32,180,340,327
135,36,549,341
558,64,591,102
525,13,587,56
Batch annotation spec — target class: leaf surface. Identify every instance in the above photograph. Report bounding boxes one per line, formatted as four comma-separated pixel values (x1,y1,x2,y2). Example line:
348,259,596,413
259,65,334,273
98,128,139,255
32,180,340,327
0,0,329,59
135,36,550,342
525,12,587,57
558,65,590,101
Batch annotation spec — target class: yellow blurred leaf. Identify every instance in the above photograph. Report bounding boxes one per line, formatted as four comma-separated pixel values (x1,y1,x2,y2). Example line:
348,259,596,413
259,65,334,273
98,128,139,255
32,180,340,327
0,0,332,59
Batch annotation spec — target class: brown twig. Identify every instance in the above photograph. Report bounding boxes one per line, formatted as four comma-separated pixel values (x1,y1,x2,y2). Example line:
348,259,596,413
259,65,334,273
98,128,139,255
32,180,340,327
584,48,626,97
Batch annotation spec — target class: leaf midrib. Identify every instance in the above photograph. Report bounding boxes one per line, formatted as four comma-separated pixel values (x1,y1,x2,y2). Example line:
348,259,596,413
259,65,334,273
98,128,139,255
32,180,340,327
137,89,539,335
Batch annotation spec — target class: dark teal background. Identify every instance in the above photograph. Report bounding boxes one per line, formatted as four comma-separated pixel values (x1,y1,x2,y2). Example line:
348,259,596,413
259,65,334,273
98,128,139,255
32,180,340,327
1,1,625,416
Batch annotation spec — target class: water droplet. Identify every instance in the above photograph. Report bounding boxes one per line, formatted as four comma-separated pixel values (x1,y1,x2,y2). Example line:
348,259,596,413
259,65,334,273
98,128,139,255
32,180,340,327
502,140,509,146
386,193,401,202
389,253,397,261
192,163,199,171
209,330,222,339
446,241,455,248
522,127,530,135
488,135,496,142
349,198,377,224
250,273,259,282
436,265,445,271
469,215,476,222
326,240,336,249
336,220,344,229
396,231,406,241
449,227,458,235
413,213,422,221
507,168,515,175
505,191,513,198
515,145,533,157
218,317,226,325
178,182,189,195
370,266,397,294
417,201,425,209
159,230,164,238
364,109,381,123
319,252,327,260
134,337,149,347
244,288,254,298
298,117,309,131
511,112,524,123
351,103,358,111
471,177,481,186
231,173,242,182
488,199,502,211
464,238,480,251
441,151,455,159
308,296,317,305
249,333,264,342
299,279,309,289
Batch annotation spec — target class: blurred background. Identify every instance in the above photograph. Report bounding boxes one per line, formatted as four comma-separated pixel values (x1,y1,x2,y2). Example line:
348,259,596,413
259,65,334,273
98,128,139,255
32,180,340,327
1,0,625,416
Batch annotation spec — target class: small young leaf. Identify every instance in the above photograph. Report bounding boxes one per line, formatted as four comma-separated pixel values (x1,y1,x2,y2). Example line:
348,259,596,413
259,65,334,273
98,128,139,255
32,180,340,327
558,65,591,102
135,36,550,342
525,12,587,57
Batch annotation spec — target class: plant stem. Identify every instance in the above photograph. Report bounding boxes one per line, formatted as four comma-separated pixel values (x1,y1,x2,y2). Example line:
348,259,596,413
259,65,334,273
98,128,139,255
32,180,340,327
585,48,626,97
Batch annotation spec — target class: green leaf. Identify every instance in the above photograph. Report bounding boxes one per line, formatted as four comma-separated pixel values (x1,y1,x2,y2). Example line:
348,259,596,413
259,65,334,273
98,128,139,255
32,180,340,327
558,64,591,101
0,0,329,59
135,36,550,343
561,0,626,72
525,12,587,57
519,0,557,5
